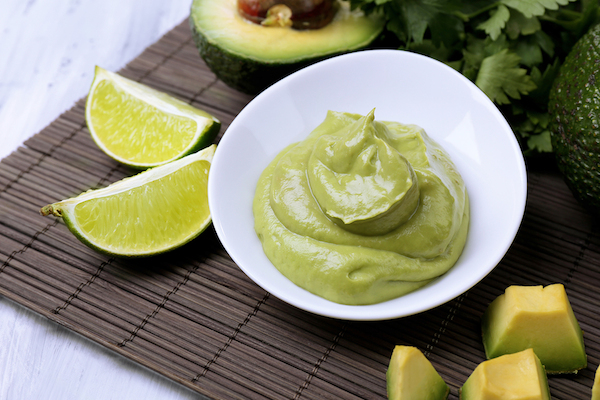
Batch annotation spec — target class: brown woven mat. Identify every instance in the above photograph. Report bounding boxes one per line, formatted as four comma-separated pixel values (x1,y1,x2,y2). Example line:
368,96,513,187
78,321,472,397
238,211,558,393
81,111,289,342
1,20,599,400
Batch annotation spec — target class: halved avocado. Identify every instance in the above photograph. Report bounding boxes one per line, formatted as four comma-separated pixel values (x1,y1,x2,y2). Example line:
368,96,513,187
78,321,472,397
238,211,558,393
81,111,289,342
189,0,385,94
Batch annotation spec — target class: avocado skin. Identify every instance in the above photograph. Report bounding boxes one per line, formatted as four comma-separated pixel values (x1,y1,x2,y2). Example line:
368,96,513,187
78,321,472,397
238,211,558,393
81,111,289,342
190,19,327,95
549,23,600,218
188,6,389,96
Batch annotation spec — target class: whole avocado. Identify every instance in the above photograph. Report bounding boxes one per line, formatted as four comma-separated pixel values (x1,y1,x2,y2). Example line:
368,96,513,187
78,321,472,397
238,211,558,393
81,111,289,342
549,23,600,218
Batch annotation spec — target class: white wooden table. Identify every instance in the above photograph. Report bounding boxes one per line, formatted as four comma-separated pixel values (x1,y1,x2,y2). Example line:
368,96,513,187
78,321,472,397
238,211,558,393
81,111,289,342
0,1,207,398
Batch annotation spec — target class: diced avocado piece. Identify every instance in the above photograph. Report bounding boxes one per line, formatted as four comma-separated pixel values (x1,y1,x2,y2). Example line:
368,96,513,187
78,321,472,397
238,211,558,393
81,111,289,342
481,284,587,374
460,348,550,400
189,0,385,94
592,365,600,400
387,345,449,400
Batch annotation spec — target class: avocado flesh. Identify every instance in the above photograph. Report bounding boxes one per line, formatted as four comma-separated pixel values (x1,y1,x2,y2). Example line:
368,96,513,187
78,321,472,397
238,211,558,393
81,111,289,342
593,365,600,400
387,345,449,400
548,23,600,218
460,348,550,400
189,0,385,94
481,284,587,374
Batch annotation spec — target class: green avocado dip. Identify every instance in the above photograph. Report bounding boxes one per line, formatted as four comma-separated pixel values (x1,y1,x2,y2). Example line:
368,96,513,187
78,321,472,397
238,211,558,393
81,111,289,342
253,109,469,305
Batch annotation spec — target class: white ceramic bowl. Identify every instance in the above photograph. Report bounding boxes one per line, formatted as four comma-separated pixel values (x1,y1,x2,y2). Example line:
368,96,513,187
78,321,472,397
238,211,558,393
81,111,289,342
208,49,527,321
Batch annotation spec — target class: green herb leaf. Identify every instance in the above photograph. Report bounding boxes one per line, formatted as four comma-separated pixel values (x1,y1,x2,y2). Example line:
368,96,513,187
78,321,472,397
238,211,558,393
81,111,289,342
513,36,543,67
505,9,542,38
478,5,510,40
501,0,576,18
430,12,464,48
350,0,595,155
527,131,553,152
475,49,537,104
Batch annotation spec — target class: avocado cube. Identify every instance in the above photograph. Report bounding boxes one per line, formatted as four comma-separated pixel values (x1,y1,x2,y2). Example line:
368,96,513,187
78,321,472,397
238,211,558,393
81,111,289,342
481,284,586,374
387,345,449,400
592,365,600,400
460,348,550,400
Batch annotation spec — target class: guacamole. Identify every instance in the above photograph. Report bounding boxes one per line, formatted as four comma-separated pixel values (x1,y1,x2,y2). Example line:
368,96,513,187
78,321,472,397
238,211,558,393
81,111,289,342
253,109,469,305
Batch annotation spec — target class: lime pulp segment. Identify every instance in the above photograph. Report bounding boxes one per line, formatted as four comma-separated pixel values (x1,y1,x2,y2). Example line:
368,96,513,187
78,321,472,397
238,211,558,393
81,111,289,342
41,145,217,257
71,160,211,255
89,79,199,164
86,67,220,168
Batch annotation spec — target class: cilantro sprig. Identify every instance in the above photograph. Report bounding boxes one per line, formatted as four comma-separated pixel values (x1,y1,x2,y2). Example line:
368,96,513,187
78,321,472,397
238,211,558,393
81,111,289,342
352,0,599,155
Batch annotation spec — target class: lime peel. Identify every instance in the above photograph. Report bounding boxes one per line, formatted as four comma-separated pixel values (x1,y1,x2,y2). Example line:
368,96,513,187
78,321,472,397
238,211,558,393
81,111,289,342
41,145,217,257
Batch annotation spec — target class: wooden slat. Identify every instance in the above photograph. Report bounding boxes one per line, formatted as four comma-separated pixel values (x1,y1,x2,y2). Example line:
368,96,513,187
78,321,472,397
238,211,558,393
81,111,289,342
0,19,598,400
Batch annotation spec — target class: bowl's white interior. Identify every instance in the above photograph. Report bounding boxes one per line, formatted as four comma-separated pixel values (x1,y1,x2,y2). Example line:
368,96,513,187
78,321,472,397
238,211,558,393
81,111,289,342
208,49,527,321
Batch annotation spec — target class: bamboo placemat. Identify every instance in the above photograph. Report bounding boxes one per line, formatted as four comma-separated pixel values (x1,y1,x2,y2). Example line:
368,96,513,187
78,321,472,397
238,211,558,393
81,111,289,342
1,20,599,400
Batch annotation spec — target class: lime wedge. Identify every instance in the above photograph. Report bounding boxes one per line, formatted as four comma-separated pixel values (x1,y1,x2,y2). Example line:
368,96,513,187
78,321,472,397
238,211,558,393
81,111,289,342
40,145,216,257
85,66,220,169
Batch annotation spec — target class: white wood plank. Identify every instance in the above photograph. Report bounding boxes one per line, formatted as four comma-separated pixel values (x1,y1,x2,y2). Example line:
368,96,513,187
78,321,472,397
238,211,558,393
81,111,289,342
0,0,210,398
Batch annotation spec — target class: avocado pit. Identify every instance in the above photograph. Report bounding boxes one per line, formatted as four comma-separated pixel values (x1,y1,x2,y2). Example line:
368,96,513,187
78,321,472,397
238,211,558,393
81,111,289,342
237,0,337,29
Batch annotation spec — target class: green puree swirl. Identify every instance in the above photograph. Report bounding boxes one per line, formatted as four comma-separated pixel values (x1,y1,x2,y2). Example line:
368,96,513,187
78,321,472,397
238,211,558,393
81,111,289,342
253,109,469,305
